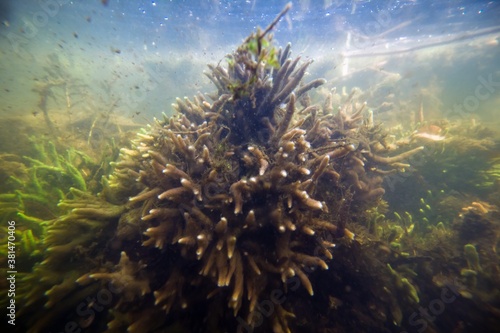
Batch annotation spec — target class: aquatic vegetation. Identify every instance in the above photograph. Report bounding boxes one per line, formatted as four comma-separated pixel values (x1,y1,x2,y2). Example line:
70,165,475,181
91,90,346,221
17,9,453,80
0,139,89,237
417,121,499,195
15,6,432,333
0,138,114,314
10,5,500,333
372,189,500,329
357,147,500,332
463,244,482,272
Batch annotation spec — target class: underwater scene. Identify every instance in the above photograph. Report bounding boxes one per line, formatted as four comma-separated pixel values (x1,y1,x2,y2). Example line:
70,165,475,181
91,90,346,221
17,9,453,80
1,1,500,332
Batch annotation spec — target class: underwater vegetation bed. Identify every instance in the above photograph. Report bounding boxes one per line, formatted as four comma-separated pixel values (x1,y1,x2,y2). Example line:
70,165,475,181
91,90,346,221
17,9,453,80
1,4,500,333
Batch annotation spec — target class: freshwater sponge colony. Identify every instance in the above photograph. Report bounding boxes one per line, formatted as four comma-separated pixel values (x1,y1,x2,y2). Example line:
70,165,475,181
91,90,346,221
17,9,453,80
19,6,424,333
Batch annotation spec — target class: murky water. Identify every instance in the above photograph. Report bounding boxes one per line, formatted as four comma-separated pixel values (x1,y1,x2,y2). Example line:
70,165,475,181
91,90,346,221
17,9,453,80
1,1,499,332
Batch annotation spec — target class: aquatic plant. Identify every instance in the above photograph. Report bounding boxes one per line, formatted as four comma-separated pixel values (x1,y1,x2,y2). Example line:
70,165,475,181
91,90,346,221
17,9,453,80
16,6,436,333
0,138,114,313
415,121,498,195
437,201,500,308
0,138,92,245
